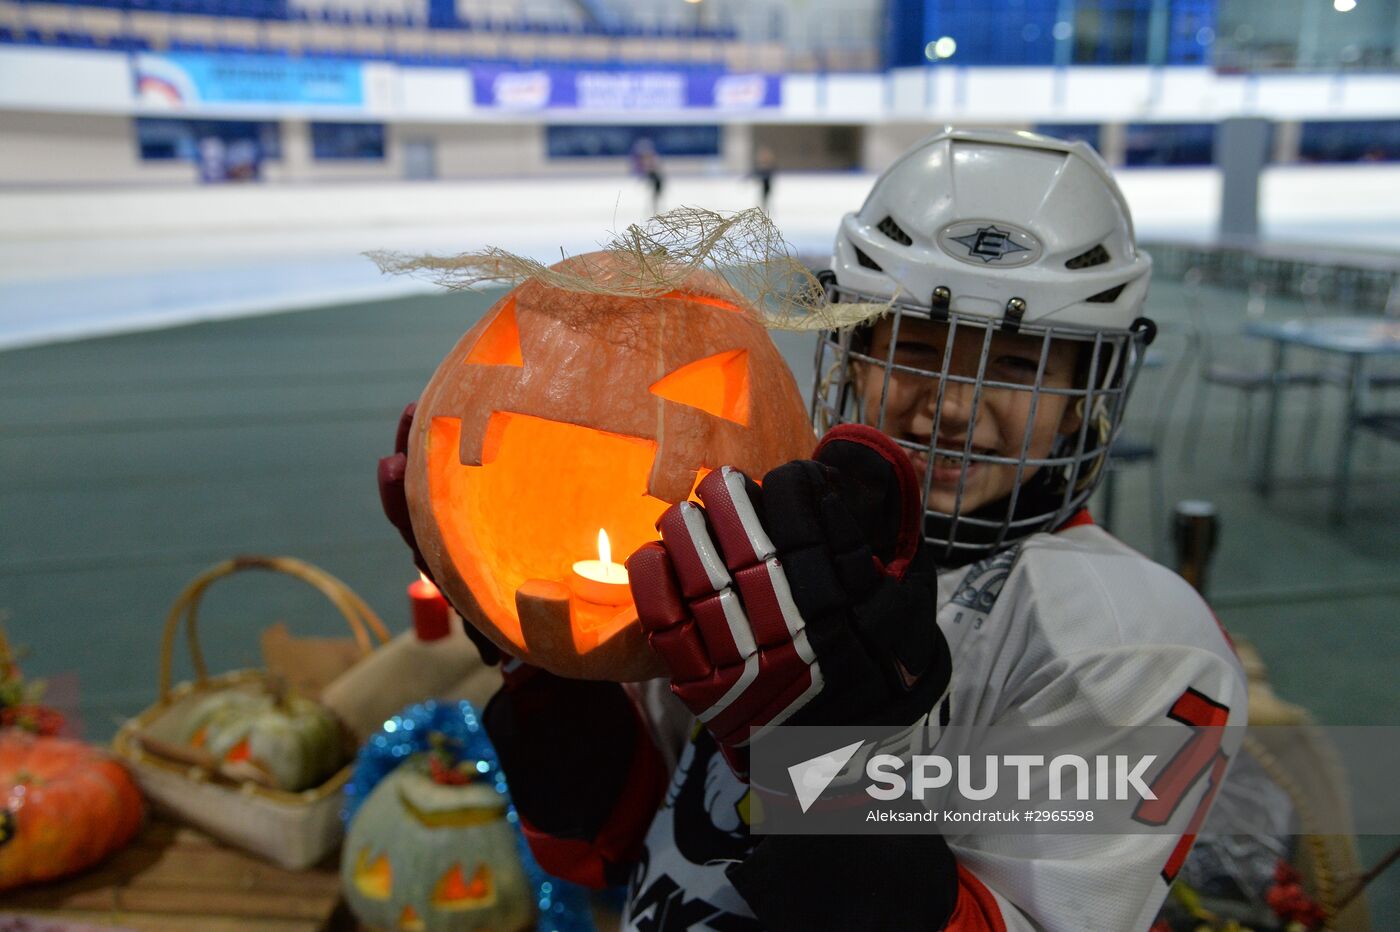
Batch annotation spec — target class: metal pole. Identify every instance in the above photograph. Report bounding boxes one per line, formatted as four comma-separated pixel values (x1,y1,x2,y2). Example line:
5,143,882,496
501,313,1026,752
1147,0,1170,67
1331,354,1366,526
1254,339,1287,496
1054,0,1076,67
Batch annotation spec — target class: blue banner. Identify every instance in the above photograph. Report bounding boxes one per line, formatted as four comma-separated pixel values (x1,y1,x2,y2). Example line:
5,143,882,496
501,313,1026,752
130,54,778,113
134,53,364,108
546,125,722,159
472,67,779,112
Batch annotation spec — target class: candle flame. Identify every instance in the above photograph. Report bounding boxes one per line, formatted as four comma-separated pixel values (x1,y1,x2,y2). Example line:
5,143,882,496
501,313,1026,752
597,528,611,566
419,572,431,585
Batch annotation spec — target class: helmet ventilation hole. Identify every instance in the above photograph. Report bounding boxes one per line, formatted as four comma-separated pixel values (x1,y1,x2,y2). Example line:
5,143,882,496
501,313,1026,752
1086,284,1126,303
854,247,884,271
876,216,913,246
1066,244,1110,269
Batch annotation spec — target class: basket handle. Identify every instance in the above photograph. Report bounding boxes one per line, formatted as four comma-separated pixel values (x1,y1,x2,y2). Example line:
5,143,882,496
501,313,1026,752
158,555,391,702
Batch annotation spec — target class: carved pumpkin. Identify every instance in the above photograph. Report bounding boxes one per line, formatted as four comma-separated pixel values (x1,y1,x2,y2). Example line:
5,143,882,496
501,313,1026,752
406,253,814,681
181,690,347,792
341,754,532,932
0,730,145,890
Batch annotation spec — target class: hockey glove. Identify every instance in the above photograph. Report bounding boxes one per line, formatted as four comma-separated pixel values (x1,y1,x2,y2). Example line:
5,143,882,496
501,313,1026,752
627,424,950,773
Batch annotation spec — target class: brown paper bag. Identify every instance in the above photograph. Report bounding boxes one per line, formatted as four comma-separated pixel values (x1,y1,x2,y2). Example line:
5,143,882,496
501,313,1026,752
260,622,363,700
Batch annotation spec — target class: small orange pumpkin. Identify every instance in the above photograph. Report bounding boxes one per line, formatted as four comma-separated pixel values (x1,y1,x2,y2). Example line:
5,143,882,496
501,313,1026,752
0,729,145,890
407,253,814,681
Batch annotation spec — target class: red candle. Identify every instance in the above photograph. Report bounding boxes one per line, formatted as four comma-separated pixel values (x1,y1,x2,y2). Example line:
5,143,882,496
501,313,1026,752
409,573,450,641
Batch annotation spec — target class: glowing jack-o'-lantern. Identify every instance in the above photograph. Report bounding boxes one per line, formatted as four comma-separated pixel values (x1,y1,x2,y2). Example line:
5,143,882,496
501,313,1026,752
341,755,532,932
406,253,814,681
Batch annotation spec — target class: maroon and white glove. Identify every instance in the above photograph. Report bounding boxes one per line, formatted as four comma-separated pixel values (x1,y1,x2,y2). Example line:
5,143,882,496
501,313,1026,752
626,425,950,775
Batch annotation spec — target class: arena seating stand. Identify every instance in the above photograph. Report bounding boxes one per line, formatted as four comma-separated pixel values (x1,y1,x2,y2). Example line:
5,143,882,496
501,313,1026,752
0,0,765,70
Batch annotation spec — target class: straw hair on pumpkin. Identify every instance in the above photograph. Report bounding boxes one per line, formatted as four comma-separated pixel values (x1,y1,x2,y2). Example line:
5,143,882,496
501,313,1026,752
366,207,890,333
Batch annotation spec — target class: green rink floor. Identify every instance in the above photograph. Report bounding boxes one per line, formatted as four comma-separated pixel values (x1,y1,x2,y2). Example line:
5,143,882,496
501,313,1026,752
2,281,1397,922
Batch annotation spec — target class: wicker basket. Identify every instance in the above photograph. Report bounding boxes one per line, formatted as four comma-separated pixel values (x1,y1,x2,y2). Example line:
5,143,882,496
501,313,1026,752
112,555,389,870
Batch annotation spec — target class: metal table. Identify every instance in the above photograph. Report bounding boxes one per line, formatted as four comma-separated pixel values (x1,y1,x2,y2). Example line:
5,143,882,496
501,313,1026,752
1247,316,1400,523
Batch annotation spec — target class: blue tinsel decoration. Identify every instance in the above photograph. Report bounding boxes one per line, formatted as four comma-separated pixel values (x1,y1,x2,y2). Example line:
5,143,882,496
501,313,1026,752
343,700,596,932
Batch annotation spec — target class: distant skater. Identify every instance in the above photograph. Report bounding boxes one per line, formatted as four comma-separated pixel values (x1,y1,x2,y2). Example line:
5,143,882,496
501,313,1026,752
752,145,776,214
631,138,664,215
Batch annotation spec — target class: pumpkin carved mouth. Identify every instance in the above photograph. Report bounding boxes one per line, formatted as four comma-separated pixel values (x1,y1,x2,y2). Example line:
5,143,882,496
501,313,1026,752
426,412,706,665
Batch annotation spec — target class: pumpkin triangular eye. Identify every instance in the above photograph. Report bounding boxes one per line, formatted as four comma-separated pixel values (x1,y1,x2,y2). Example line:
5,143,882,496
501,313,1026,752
649,349,750,425
353,848,393,899
659,289,742,312
465,298,523,367
433,862,496,909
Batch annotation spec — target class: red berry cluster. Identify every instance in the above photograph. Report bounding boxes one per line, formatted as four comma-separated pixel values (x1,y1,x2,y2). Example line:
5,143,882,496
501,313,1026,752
0,704,65,736
1266,861,1327,930
0,631,66,737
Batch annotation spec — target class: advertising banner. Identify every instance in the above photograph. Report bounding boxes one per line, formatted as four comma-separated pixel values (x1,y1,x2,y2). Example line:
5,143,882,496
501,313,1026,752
134,52,365,109
472,67,779,112
129,54,776,114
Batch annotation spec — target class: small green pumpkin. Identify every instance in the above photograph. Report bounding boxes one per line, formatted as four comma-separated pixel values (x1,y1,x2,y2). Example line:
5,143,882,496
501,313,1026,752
181,688,346,792
341,752,533,932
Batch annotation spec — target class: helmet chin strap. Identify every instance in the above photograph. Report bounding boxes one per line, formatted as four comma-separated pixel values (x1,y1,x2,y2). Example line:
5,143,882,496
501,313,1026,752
922,466,1070,569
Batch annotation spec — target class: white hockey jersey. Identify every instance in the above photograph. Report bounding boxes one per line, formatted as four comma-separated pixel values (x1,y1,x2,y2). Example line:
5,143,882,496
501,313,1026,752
623,522,1248,932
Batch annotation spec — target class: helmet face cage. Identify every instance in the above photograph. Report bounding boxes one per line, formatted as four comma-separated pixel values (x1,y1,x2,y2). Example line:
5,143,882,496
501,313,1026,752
811,282,1153,564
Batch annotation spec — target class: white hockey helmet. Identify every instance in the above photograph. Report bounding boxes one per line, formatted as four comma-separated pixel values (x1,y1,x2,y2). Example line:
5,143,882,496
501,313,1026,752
813,127,1156,564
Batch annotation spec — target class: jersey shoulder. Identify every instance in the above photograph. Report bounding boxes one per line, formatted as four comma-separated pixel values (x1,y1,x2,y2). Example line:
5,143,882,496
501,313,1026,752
1006,524,1234,664
990,525,1247,728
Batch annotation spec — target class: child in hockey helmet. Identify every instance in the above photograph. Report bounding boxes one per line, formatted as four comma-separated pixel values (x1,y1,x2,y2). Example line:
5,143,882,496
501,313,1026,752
814,127,1156,564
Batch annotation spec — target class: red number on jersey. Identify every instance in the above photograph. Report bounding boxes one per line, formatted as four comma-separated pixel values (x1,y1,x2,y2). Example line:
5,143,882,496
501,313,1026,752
1133,688,1231,883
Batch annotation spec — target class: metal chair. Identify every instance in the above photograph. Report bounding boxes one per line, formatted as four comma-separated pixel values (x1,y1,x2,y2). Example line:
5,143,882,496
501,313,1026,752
1179,268,1334,472
1364,277,1400,392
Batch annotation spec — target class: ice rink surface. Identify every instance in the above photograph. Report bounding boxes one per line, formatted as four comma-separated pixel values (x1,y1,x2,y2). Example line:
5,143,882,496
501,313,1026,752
2,163,1399,350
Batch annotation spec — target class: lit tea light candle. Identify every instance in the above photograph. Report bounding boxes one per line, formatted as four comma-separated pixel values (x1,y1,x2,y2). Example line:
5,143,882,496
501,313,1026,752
570,529,631,605
408,572,451,641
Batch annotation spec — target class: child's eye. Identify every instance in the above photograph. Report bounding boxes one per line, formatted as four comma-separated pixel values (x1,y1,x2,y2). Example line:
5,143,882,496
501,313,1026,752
998,356,1038,370
993,356,1041,382
893,342,944,365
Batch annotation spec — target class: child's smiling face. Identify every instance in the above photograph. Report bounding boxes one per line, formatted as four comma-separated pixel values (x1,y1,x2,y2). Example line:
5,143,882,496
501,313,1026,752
855,316,1085,516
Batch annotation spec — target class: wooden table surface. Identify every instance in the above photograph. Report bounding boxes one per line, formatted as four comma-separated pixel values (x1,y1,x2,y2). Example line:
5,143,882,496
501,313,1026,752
2,816,352,932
